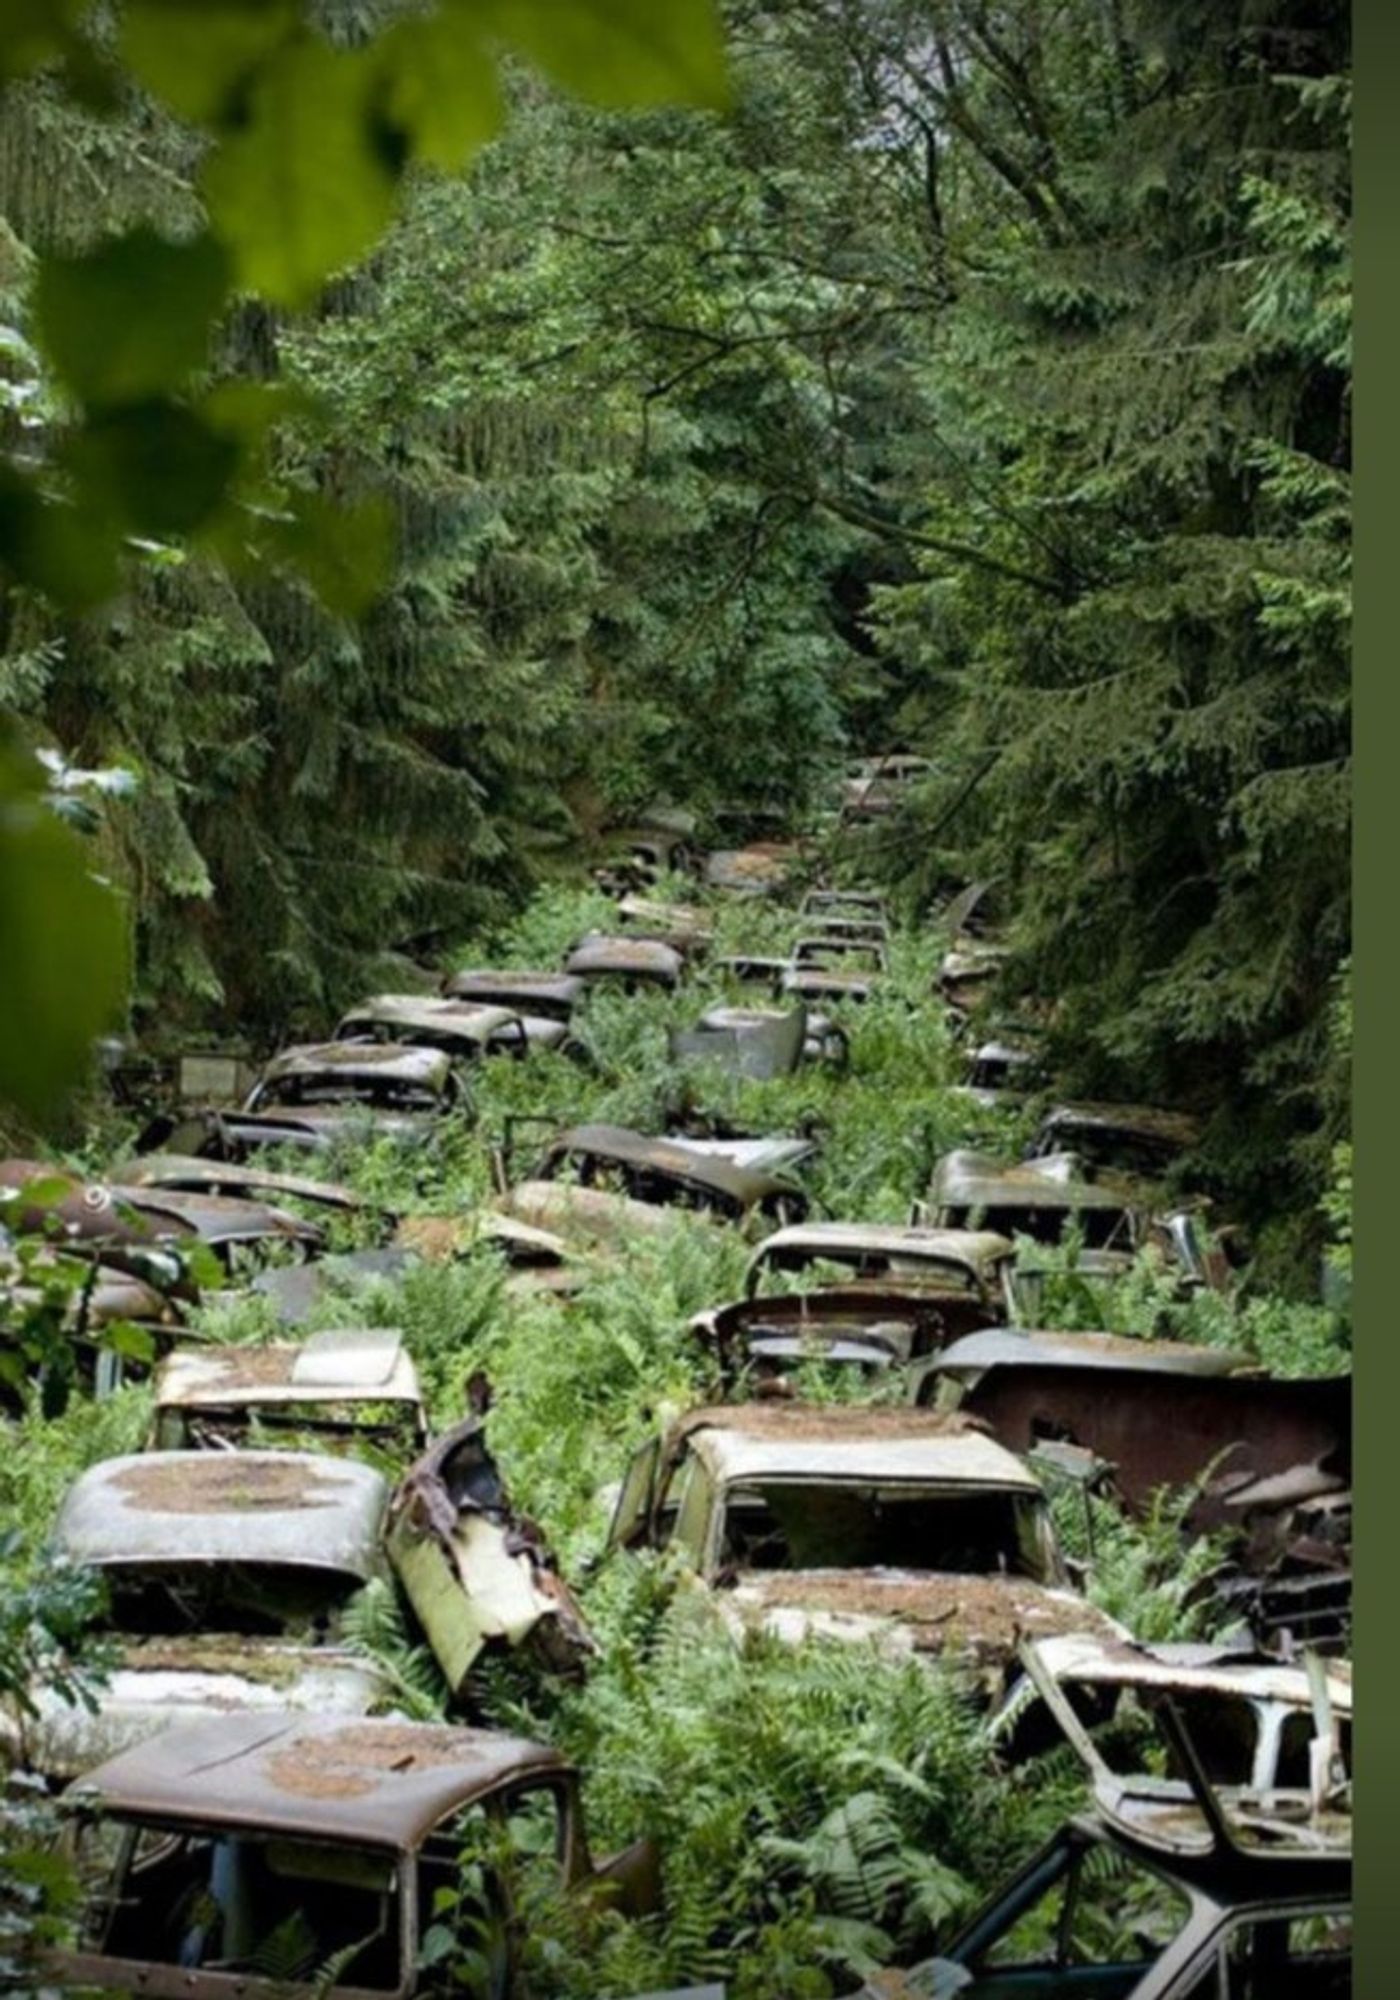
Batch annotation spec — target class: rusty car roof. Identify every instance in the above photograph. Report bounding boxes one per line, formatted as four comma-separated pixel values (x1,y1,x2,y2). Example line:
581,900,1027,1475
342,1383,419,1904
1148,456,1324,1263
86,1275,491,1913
749,1220,1015,1282
336,995,522,1045
616,893,713,936
781,967,876,1001
441,968,584,1008
930,1328,1255,1377
671,1404,1041,1490
115,1155,365,1212
564,935,684,982
1033,1101,1204,1148
106,1183,325,1250
496,1181,682,1247
256,1041,455,1091
0,1161,194,1247
153,1329,423,1413
63,1712,567,1853
53,1450,390,1577
545,1123,797,1204
930,1150,1134,1213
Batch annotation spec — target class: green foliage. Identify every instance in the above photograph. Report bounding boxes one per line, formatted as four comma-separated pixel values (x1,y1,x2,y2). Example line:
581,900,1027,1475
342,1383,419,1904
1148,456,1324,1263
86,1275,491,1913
0,739,128,1119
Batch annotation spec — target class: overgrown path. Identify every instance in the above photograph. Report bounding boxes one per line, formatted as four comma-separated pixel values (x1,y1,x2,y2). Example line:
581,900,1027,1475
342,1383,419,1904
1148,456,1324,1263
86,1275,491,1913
3,874,1351,1999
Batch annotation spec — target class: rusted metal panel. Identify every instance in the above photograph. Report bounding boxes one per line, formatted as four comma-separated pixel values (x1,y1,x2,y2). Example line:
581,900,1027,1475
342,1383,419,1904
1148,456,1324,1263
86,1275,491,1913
335,995,528,1058
15,1651,387,1780
564,934,684,987
116,1154,367,1214
60,1712,570,1853
949,1364,1349,1515
746,1221,1015,1298
151,1331,427,1453
497,1179,684,1247
441,968,583,1019
540,1123,805,1219
388,1412,594,1693
53,1449,391,1577
929,1328,1256,1381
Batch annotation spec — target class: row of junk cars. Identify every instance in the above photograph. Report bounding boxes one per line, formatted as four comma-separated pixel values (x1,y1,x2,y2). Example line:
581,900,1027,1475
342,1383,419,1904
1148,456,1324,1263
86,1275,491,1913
1,794,1351,1999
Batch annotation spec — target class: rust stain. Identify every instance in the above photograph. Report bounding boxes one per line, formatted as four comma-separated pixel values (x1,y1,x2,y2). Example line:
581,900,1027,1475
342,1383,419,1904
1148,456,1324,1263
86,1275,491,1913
267,1722,474,1799
111,1458,354,1514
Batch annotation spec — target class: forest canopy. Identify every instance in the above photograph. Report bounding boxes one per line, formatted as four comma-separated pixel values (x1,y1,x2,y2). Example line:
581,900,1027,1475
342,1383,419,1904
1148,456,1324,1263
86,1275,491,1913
0,0,1350,1272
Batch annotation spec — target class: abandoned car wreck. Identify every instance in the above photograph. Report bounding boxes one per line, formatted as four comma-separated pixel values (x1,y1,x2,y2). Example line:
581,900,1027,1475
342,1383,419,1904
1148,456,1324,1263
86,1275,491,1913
607,1404,1123,1684
50,1713,660,1998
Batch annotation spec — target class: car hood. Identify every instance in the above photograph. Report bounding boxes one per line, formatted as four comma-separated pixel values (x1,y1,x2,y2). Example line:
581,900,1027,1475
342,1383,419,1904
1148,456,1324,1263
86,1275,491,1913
7,1637,390,1779
715,1570,1124,1675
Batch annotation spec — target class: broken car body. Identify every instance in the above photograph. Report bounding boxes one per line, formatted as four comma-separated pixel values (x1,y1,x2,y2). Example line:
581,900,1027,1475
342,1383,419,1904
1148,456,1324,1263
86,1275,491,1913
743,1220,1016,1341
669,1005,808,1081
848,1635,1349,1997
15,1448,394,1776
926,1148,1217,1289
149,1328,428,1456
922,1328,1352,1657
1027,1101,1203,1182
387,1412,594,1695
990,1632,1352,1796
524,1123,810,1229
563,934,684,991
52,1712,659,1999
335,995,536,1062
224,1042,466,1151
608,1404,1120,1682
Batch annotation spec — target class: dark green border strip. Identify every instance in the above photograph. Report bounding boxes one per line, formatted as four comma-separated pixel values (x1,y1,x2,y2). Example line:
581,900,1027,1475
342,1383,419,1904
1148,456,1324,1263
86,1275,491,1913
1355,0,1383,1985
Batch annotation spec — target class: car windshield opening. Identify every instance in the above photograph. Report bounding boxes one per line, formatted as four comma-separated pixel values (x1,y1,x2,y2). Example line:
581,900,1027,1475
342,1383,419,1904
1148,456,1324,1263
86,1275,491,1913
262,1080,438,1111
104,1561,362,1637
717,1482,1050,1577
77,1820,402,1991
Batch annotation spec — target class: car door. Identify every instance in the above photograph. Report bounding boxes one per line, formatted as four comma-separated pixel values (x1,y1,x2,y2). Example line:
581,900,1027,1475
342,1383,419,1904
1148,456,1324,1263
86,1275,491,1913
389,1418,593,1695
1165,1903,1351,1998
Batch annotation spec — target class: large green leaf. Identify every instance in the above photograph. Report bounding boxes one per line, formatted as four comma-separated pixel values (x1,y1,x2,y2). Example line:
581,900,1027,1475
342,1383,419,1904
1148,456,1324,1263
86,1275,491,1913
63,403,239,536
119,0,296,122
0,745,129,1119
481,0,728,109
34,229,231,407
0,465,121,607
201,36,399,307
380,4,504,170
